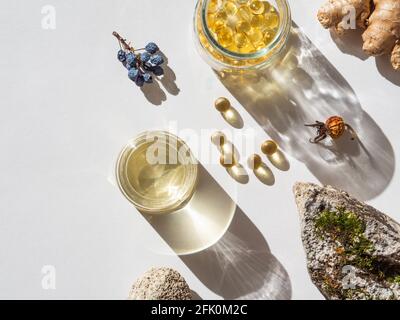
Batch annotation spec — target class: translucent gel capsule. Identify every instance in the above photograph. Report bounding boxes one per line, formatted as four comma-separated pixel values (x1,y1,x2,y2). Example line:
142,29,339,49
265,12,279,28
217,26,234,47
235,20,251,33
248,28,263,46
207,12,216,27
215,10,228,21
263,1,271,13
234,32,249,48
263,29,274,45
206,0,280,55
224,1,238,16
249,0,265,15
213,19,226,32
250,14,265,28
208,0,220,13
238,5,251,21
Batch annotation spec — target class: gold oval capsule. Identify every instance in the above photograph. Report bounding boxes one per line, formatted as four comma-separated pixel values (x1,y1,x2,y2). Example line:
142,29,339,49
211,131,226,147
248,154,262,170
215,97,231,112
220,152,236,168
261,140,278,155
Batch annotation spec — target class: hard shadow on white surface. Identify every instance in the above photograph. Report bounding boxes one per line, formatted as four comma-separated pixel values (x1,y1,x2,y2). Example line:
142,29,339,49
141,165,236,255
220,105,245,129
218,26,395,201
180,206,292,300
330,29,400,86
141,164,291,299
140,51,180,105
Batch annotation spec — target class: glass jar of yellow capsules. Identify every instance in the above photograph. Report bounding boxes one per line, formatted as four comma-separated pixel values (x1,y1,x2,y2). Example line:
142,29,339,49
194,0,291,71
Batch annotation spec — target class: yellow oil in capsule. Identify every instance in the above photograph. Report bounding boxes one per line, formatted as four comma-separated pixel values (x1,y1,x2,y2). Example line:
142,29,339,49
234,32,249,48
236,20,251,33
217,26,234,47
250,14,265,28
249,0,265,15
208,0,220,13
263,1,271,12
223,1,238,16
206,0,279,55
265,12,279,28
215,10,228,21
214,19,226,32
238,5,251,21
248,28,263,45
263,29,274,45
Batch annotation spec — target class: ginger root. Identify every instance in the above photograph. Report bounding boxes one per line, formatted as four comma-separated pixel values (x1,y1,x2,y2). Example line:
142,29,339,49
318,0,371,34
318,0,400,70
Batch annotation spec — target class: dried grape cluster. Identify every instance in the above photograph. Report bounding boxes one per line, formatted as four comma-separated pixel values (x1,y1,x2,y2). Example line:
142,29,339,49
113,32,165,87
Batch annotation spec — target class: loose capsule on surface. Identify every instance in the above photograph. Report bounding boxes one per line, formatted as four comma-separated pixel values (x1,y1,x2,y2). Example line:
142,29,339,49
261,140,278,155
248,154,262,170
211,131,226,147
220,152,236,168
214,97,231,112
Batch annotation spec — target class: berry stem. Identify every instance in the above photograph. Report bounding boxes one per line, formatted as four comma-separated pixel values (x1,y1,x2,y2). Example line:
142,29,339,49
112,31,134,52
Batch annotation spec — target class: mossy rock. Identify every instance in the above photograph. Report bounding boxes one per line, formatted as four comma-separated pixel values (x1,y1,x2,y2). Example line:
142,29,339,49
293,182,400,300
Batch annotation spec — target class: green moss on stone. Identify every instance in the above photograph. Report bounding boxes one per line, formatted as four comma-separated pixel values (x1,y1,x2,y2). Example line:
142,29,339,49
314,207,400,299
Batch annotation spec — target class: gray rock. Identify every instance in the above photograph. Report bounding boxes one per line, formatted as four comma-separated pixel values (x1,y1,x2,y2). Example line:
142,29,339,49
129,267,192,300
293,182,400,300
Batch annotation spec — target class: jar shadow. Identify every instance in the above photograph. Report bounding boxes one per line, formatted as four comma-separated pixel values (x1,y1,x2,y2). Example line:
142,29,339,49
216,26,395,201
180,193,292,300
142,164,291,299
220,106,245,129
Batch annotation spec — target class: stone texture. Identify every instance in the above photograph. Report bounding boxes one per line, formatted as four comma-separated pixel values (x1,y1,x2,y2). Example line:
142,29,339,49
129,267,192,300
293,182,400,300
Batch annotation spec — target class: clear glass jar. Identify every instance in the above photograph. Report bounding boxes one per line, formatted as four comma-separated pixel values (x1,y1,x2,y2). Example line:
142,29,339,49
193,0,291,71
116,131,198,215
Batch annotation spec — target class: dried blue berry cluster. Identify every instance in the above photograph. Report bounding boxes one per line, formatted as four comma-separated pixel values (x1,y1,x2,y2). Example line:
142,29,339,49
113,32,165,87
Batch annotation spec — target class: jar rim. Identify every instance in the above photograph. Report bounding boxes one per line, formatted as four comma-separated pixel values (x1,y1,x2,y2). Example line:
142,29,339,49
197,0,291,69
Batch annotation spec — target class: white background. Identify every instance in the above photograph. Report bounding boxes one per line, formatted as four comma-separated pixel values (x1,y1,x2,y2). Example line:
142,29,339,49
0,0,399,299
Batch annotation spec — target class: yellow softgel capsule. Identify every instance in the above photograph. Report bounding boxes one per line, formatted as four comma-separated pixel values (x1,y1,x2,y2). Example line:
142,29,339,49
263,1,271,12
217,26,234,47
235,20,251,33
249,0,265,15
223,1,238,16
247,28,263,45
237,5,251,21
234,32,249,48
250,14,266,28
207,12,216,26
208,0,220,13
263,29,274,45
261,140,278,155
215,10,228,21
264,12,279,28
247,154,262,170
213,18,226,32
